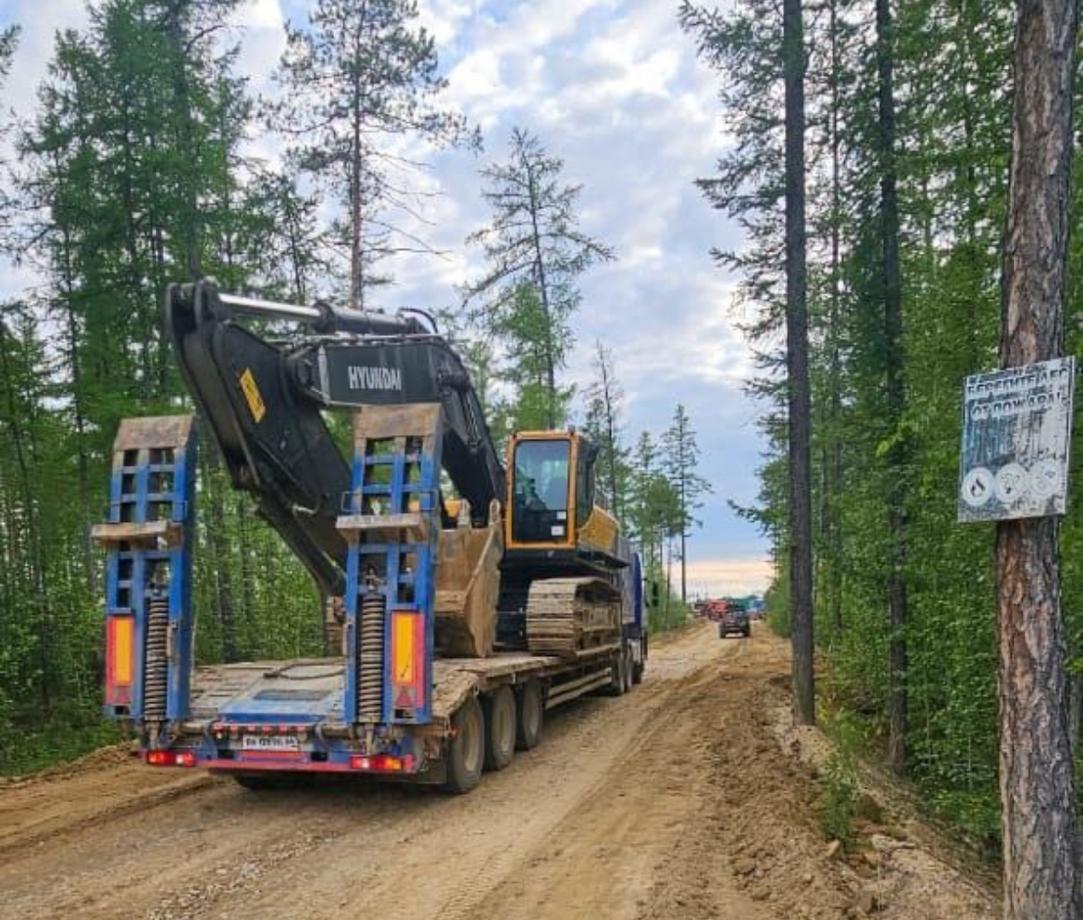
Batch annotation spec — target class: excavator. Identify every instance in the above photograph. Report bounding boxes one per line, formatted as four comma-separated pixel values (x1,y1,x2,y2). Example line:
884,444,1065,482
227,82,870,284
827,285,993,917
94,281,646,792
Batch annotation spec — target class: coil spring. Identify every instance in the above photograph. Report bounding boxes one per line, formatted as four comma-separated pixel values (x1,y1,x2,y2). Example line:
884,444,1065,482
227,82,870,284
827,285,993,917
144,595,169,722
358,593,385,721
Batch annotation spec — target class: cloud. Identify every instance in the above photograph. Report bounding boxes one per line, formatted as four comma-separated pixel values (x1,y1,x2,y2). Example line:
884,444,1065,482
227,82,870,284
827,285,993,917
3,0,90,122
681,556,775,596
229,0,286,85
0,0,770,575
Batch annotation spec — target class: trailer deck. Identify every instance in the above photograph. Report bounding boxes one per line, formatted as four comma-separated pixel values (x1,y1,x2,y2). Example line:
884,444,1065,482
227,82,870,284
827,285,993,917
184,645,619,732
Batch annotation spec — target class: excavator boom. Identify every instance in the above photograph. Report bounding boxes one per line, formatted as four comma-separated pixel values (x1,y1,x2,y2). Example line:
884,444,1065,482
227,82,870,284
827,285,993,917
165,281,505,596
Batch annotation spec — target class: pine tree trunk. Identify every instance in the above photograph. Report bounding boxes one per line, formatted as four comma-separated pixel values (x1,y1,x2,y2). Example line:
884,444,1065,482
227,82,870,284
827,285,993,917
783,0,815,725
996,0,1080,913
163,1,202,283
525,159,558,429
827,0,844,638
876,0,909,775
350,70,365,310
201,444,239,663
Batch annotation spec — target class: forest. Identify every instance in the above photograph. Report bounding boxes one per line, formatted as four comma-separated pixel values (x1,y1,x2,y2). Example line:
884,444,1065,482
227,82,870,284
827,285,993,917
681,0,1083,854
0,1,708,776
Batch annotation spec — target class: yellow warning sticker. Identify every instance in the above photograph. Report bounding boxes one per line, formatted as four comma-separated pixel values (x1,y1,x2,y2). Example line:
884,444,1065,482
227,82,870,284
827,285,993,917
238,368,266,423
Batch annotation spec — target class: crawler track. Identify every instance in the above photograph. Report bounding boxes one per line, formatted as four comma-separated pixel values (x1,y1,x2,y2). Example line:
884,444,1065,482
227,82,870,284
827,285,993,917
524,576,621,657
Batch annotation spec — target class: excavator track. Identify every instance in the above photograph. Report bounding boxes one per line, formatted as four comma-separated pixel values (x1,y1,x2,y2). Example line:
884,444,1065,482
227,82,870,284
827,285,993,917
525,577,621,659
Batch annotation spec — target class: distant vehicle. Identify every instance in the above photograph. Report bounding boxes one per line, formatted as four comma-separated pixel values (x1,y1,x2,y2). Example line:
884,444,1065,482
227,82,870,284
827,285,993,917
704,599,729,622
718,603,751,638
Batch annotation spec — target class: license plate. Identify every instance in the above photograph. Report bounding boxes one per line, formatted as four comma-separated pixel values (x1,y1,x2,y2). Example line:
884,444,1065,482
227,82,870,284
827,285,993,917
241,734,300,752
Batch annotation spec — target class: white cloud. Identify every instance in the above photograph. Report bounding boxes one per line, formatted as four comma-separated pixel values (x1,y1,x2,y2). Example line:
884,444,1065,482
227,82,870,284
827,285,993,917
0,0,769,569
229,0,286,85
5,0,89,121
682,556,775,596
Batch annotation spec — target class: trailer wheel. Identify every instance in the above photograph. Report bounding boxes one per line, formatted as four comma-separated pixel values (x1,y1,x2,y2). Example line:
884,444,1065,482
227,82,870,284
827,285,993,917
483,686,516,771
622,647,634,693
515,680,544,751
608,650,627,696
631,651,645,685
442,695,485,794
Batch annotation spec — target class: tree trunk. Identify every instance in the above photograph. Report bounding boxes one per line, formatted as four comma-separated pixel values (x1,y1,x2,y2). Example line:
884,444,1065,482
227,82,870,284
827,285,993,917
996,0,1080,913
598,346,622,519
783,0,814,725
163,0,202,283
201,444,239,663
680,526,687,606
524,158,558,429
876,0,908,775
350,70,365,310
827,0,844,638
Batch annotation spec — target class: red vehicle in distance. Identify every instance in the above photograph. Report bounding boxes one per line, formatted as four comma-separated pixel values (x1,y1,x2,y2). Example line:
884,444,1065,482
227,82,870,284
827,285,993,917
703,599,729,623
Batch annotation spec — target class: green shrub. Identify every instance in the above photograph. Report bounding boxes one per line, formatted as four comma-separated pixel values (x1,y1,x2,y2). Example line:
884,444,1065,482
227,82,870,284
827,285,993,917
816,710,863,845
818,749,859,844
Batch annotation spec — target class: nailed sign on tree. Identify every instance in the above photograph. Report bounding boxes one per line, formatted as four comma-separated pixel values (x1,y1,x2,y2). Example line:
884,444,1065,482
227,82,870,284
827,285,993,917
958,357,1075,522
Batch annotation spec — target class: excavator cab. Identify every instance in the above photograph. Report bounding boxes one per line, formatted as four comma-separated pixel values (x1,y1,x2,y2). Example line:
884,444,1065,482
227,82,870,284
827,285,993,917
505,432,619,566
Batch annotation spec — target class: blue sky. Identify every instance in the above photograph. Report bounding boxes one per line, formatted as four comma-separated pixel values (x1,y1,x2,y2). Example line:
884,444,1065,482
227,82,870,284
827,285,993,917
0,0,772,595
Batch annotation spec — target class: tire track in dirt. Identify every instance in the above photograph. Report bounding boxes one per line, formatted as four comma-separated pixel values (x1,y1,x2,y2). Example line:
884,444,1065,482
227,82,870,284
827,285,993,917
0,622,996,920
0,623,726,920
471,627,779,920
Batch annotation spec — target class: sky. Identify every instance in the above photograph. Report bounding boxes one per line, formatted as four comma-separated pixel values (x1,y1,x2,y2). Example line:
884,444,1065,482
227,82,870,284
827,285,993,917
0,0,773,596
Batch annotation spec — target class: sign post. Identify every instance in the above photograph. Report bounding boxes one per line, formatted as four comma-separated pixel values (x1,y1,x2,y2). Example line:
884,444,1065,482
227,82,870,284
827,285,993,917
958,357,1075,523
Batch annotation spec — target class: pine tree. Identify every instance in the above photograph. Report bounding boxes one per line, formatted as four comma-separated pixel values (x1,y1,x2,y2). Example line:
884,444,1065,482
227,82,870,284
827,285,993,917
271,0,476,308
464,127,614,428
662,404,711,604
582,342,629,522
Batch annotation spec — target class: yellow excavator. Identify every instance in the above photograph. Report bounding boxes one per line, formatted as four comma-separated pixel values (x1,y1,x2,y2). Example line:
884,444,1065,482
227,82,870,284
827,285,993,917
160,281,637,661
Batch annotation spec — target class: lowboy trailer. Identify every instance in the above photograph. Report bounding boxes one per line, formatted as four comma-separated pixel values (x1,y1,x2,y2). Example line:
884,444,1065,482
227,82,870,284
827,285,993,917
94,284,647,793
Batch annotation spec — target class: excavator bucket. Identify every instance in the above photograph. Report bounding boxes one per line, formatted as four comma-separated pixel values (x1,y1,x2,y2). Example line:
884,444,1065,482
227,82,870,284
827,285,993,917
435,499,502,657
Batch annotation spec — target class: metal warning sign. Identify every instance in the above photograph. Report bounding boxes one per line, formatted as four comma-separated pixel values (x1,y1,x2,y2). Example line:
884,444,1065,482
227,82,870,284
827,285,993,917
958,357,1075,522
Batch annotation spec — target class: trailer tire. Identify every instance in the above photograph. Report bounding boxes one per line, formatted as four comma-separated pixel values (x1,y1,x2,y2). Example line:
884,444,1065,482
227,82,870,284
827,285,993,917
622,647,634,693
607,650,627,696
515,681,544,751
442,696,485,794
631,651,645,685
483,686,516,771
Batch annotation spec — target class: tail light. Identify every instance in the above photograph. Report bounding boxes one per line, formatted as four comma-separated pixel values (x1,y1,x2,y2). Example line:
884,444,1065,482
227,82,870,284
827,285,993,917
349,754,415,772
146,750,196,767
105,616,134,706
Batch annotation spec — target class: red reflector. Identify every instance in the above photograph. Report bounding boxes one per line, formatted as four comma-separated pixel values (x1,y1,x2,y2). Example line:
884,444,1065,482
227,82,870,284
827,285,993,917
176,751,196,767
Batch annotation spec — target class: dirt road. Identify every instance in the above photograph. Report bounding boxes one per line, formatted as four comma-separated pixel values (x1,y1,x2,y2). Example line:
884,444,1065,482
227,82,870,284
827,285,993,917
0,623,997,920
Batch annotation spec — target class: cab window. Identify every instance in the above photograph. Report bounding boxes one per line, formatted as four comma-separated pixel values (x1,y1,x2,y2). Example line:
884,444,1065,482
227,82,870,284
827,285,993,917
576,447,594,527
512,439,570,543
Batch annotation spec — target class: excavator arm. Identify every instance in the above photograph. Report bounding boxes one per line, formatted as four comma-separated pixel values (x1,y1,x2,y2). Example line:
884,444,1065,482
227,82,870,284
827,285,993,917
165,281,505,596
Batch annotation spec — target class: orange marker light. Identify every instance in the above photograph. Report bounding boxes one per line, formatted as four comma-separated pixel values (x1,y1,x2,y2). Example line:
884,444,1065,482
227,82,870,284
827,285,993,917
390,611,424,711
105,617,134,706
